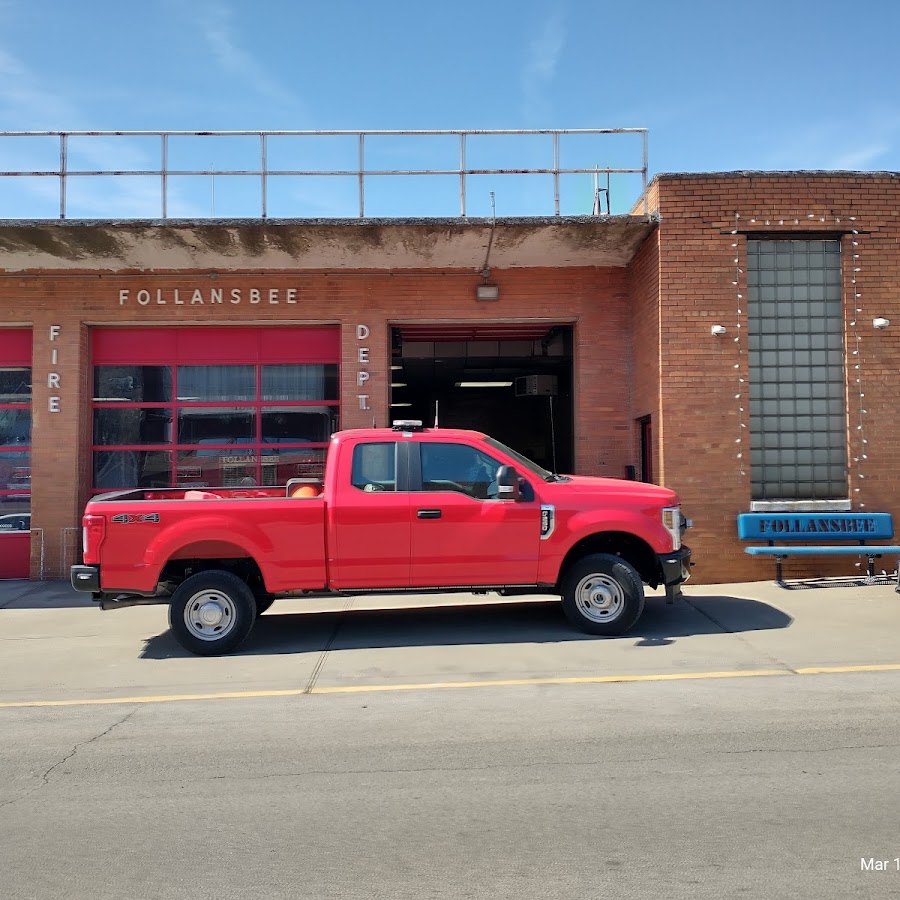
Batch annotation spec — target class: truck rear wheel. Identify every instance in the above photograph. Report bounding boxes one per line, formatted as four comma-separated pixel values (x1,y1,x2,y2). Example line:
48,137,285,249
169,570,257,656
561,553,645,636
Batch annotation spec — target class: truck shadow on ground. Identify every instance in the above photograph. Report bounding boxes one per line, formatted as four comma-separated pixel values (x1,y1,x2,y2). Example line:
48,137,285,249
140,595,793,659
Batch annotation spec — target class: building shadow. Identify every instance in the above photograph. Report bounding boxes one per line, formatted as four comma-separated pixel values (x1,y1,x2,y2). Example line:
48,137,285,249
139,595,793,659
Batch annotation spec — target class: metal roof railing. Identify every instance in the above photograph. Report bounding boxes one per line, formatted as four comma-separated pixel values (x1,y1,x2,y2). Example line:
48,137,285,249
0,128,649,220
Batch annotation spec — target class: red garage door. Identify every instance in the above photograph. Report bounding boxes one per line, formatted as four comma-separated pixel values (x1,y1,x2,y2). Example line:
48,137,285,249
0,329,32,579
90,327,340,492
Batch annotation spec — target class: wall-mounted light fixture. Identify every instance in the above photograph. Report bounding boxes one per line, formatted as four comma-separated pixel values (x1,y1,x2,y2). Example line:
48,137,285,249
476,283,500,301
455,381,513,388
711,325,727,336
873,317,890,329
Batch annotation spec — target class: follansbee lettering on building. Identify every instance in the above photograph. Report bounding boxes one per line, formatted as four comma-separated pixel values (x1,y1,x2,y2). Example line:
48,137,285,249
118,288,303,306
759,517,877,535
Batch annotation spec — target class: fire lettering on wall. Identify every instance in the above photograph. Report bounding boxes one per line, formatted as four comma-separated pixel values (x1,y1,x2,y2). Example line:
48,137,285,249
48,324,61,413
356,324,371,411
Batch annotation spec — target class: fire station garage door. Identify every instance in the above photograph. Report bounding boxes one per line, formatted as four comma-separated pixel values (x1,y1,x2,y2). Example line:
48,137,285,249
0,329,32,579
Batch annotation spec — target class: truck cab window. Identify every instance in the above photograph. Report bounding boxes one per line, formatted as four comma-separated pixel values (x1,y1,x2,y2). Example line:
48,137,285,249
351,442,397,492
420,443,501,500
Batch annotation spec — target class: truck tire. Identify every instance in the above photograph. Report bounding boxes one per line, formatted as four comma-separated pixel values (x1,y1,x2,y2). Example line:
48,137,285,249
169,570,257,656
560,553,645,636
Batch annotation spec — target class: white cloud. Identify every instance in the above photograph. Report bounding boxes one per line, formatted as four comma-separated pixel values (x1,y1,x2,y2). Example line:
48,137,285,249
522,7,567,120
0,45,207,218
826,143,890,170
193,1,304,112
760,111,900,172
0,48,76,127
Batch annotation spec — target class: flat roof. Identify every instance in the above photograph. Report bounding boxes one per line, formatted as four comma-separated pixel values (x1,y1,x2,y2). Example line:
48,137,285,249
0,215,657,272
653,169,900,182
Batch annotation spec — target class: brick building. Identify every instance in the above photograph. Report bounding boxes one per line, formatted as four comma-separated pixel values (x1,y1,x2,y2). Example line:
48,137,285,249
1,171,898,583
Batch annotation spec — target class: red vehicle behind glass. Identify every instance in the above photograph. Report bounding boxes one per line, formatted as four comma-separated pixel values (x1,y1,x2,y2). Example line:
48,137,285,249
71,422,692,655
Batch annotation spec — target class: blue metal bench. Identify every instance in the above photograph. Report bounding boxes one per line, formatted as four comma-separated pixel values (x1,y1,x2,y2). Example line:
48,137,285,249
737,512,900,583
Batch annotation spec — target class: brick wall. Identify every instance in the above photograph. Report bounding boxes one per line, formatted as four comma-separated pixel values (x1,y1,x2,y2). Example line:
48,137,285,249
627,229,661,482
653,173,900,582
6,174,898,586
0,264,634,578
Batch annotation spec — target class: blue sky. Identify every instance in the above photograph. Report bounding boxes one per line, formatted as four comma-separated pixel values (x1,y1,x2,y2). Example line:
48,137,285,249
1,0,899,218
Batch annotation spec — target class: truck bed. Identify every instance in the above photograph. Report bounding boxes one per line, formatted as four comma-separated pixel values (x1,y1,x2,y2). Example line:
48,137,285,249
88,484,328,594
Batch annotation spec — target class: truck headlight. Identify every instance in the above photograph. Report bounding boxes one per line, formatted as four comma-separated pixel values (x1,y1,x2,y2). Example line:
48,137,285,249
662,506,682,551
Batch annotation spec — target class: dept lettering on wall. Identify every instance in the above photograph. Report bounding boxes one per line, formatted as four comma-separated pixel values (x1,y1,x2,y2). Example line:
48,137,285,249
356,325,371,411
48,325,61,413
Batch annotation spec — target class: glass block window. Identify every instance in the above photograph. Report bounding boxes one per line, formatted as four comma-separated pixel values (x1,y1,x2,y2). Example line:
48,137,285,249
746,239,847,500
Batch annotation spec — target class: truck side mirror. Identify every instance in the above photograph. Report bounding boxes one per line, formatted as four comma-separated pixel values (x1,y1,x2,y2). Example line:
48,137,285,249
495,466,521,501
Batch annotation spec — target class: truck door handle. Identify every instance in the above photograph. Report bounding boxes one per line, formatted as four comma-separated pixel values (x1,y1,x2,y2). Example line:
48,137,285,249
417,509,442,519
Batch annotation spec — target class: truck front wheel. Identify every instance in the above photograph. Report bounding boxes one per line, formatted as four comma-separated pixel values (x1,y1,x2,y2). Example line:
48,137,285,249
169,570,257,656
560,553,645,636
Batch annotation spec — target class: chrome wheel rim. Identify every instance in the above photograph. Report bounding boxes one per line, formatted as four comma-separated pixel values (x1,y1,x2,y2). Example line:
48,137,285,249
574,573,624,623
184,590,237,641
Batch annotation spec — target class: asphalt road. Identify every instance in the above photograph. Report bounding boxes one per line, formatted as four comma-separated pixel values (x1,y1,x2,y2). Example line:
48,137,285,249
2,672,899,900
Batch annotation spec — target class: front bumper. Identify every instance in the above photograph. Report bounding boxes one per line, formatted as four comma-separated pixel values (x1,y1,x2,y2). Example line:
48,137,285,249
70,565,100,593
658,545,691,603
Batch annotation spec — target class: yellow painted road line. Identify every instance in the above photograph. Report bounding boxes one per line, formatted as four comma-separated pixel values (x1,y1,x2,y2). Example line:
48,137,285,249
310,669,793,694
0,688,311,709
5,664,900,709
795,663,900,675
1,664,899,710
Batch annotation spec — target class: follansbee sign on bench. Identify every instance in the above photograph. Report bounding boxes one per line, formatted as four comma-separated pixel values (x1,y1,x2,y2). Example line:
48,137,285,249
737,512,900,583
737,513,894,542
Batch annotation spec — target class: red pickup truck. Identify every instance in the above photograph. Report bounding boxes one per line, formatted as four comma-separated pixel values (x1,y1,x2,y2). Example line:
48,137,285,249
71,422,691,655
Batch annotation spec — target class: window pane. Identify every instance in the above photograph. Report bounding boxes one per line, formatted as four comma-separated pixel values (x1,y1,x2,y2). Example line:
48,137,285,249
176,449,274,488
0,496,30,532
261,406,338,443
262,365,338,401
93,366,172,402
177,408,255,444
274,447,327,481
93,451,171,489
177,366,254,401
351,443,396,492
93,408,172,445
0,410,31,446
420,443,501,499
0,367,32,402
0,452,30,491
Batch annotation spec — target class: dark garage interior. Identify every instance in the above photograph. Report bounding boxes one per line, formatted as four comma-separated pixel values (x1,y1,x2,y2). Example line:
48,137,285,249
389,324,573,474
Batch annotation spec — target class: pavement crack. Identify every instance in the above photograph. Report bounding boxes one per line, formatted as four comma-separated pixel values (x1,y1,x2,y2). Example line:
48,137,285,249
0,709,137,812
39,709,137,787
199,741,900,784
711,741,900,756
684,597,798,674
302,597,354,694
